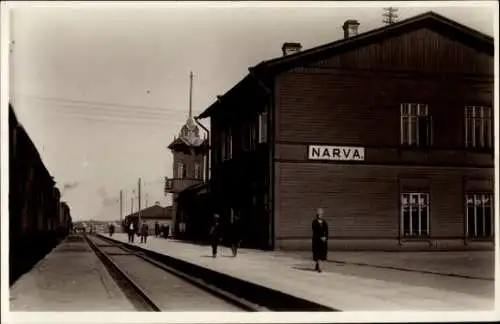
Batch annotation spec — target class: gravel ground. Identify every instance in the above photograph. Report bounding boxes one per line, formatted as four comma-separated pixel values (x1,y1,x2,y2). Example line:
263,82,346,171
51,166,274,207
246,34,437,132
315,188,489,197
10,235,134,311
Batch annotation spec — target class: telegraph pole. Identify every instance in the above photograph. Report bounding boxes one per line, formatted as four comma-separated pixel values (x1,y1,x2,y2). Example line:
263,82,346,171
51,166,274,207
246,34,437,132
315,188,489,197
131,189,134,214
138,178,142,225
383,7,398,25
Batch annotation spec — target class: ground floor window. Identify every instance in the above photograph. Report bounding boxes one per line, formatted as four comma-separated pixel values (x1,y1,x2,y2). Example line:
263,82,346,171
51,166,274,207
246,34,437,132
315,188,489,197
466,193,494,238
401,193,430,237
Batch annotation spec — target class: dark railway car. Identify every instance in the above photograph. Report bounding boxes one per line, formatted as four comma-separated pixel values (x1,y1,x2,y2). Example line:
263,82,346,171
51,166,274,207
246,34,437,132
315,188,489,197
9,104,72,284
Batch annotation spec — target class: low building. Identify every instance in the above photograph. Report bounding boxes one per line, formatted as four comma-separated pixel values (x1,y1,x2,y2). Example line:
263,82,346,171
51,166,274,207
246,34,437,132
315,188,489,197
124,204,173,235
198,12,494,251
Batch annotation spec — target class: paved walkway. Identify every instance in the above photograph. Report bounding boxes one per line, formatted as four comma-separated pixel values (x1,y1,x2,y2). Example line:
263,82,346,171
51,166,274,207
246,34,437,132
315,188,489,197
280,250,494,280
10,235,134,311
106,233,495,311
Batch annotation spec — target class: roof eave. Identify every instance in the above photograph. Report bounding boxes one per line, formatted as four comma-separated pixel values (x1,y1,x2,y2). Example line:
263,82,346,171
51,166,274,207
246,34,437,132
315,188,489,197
259,11,493,71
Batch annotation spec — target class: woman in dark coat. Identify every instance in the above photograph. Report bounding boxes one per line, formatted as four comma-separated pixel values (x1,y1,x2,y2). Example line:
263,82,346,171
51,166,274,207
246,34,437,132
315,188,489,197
209,214,222,258
230,216,243,257
312,208,329,272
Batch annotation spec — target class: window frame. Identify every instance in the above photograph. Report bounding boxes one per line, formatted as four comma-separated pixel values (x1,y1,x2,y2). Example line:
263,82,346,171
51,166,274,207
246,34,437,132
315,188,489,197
194,162,201,180
400,103,432,147
249,119,257,151
177,162,185,179
227,128,233,159
258,112,268,144
464,106,493,149
465,192,494,239
400,192,431,238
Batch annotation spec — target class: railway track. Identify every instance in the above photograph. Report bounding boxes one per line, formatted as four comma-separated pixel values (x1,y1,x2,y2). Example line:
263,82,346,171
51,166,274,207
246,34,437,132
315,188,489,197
83,234,263,311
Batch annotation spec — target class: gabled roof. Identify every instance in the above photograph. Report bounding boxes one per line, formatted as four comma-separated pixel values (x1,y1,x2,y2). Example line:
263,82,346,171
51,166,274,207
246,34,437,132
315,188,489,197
254,11,493,72
125,205,172,220
199,11,493,119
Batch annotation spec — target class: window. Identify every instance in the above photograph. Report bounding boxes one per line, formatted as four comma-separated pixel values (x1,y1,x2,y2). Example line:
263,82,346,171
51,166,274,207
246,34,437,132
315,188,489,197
177,162,185,179
194,163,201,179
465,106,492,149
223,129,232,160
249,121,257,151
400,104,432,147
258,112,268,144
466,193,493,238
401,193,430,237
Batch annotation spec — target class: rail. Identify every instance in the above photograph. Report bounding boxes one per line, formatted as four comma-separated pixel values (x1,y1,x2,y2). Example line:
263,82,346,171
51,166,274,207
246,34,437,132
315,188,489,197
83,234,161,311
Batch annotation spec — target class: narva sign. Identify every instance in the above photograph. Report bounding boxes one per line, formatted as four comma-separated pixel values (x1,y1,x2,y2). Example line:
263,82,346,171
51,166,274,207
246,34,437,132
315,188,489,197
308,145,365,161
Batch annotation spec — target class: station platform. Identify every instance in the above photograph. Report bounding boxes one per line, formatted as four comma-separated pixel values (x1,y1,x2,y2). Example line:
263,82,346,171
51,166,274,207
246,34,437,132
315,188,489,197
105,233,495,311
9,235,134,311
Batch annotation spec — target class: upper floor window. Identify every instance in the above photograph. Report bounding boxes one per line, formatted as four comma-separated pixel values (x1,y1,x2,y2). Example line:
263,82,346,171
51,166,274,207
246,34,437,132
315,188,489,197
465,106,492,149
466,193,493,238
194,162,201,179
401,193,430,237
177,162,186,179
400,104,432,147
250,121,257,151
227,129,233,160
258,112,268,144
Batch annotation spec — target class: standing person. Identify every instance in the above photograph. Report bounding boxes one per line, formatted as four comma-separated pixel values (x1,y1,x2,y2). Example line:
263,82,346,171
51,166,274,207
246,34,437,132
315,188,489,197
128,221,136,243
109,223,115,237
209,214,221,258
140,221,149,243
230,215,243,257
312,208,329,273
155,221,160,238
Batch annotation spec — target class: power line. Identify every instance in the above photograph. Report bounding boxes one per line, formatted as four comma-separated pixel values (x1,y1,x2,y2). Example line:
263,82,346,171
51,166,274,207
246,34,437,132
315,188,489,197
14,94,209,127
43,108,187,125
15,93,198,115
31,101,189,118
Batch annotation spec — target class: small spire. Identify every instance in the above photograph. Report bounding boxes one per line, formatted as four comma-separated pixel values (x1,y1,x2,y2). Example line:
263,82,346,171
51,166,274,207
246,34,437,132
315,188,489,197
189,71,193,119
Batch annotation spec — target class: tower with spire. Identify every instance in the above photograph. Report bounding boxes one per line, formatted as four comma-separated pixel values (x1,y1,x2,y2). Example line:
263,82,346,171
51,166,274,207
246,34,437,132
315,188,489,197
165,72,209,238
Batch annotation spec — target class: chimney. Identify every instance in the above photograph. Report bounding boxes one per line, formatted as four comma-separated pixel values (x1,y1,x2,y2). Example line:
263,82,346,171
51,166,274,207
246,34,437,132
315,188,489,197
281,42,302,56
342,19,360,39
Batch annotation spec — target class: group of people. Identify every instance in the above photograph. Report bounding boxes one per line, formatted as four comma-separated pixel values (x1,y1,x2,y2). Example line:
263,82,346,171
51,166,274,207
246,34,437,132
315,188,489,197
118,208,329,273
123,220,171,244
125,220,149,244
208,214,243,258
208,208,329,273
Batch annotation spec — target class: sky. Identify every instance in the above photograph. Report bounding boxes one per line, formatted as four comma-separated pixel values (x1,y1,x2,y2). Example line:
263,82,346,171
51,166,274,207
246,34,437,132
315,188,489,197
6,1,496,221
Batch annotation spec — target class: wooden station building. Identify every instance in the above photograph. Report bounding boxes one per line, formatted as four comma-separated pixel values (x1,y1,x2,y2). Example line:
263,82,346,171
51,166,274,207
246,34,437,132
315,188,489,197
198,12,495,251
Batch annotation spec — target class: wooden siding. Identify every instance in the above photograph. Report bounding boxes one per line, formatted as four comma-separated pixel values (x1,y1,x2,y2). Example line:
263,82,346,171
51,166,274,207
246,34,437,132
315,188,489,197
172,151,205,180
276,71,493,147
275,162,493,241
272,26,494,250
276,144,493,167
307,28,493,75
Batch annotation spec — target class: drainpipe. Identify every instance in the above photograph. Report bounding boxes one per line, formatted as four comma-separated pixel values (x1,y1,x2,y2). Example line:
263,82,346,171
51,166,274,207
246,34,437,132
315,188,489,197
248,67,275,250
194,116,210,184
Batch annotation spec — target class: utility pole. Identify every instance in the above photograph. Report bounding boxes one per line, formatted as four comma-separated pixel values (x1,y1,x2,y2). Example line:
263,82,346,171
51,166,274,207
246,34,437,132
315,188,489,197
119,190,123,222
138,178,142,225
131,189,135,215
383,7,398,25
